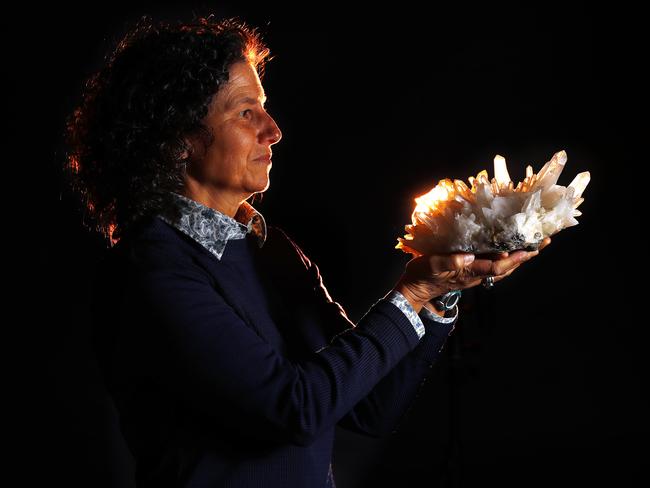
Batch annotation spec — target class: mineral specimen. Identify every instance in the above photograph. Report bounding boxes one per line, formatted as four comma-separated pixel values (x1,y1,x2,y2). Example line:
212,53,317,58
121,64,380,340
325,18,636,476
395,150,590,256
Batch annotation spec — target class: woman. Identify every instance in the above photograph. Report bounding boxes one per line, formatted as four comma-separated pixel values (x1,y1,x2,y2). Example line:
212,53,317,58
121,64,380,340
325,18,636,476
63,15,548,488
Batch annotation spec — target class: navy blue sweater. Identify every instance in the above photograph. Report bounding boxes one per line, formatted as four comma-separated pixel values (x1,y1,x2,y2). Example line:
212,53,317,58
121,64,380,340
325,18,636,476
90,216,456,487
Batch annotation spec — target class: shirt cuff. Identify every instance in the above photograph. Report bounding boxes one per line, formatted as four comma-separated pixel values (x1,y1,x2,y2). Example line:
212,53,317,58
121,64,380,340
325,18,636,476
419,302,459,325
382,289,426,340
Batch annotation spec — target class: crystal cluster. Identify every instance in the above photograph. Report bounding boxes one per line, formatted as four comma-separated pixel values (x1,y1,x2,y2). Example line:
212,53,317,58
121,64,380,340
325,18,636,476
396,150,590,256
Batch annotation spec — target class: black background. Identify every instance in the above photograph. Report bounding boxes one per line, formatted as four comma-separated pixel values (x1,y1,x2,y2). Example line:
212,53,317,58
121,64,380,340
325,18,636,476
8,1,646,487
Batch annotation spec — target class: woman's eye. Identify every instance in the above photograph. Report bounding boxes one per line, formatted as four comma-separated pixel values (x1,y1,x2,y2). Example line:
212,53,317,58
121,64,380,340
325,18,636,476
240,109,253,118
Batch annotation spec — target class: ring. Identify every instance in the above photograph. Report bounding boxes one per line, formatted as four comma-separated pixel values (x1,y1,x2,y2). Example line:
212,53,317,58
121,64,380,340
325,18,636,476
482,275,495,290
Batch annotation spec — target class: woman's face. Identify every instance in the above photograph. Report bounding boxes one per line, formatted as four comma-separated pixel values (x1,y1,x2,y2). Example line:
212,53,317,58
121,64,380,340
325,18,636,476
185,60,282,211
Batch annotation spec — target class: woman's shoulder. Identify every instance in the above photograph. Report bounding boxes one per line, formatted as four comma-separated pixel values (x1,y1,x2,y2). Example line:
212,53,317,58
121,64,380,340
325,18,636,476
103,216,200,274
265,225,313,271
103,221,314,280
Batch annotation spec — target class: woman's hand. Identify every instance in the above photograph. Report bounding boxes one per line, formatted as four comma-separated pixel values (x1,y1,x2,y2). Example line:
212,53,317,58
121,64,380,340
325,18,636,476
394,237,551,312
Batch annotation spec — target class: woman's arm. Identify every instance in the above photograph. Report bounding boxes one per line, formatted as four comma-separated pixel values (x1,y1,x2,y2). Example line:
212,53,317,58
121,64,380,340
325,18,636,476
284,235,457,438
335,306,457,438
116,239,426,449
311,278,457,438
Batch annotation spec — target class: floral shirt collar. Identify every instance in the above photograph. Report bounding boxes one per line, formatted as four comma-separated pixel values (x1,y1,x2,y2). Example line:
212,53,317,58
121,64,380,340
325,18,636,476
156,191,267,260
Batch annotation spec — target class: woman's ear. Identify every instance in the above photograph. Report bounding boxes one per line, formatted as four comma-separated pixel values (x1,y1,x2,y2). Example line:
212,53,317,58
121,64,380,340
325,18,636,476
179,134,198,161
180,129,211,163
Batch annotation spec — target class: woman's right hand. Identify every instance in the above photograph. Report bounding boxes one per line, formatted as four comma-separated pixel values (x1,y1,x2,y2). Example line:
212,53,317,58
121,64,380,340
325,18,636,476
393,242,547,313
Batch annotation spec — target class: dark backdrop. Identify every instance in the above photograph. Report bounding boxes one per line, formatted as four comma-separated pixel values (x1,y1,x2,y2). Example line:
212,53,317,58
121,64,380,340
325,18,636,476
8,1,645,487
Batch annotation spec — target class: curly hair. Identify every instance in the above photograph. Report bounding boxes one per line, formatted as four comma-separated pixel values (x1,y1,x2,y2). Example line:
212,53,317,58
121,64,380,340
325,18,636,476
62,14,274,248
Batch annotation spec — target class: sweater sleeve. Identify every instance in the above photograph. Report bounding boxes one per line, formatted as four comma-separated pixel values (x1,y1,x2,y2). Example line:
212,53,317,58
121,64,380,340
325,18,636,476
300,259,457,438
336,310,457,437
122,241,427,448
275,230,458,438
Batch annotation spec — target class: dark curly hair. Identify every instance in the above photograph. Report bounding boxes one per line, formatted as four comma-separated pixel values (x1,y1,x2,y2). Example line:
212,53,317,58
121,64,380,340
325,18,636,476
62,14,274,248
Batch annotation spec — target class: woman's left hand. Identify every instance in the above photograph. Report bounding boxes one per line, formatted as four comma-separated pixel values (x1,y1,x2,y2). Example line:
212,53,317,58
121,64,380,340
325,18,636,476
466,236,552,286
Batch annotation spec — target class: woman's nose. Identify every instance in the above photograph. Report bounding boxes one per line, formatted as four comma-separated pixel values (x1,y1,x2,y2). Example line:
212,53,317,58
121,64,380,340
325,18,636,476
263,113,282,145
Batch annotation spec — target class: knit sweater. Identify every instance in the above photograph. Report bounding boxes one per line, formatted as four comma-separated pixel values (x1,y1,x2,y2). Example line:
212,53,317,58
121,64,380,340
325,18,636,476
155,191,455,333
90,208,458,488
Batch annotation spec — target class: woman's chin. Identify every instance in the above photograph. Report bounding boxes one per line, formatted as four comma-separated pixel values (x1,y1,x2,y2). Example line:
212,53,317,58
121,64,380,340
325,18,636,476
258,168,271,187
248,176,270,193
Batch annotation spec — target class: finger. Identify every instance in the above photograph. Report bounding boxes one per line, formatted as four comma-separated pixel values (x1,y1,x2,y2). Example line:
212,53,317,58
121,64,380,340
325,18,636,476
493,251,537,274
455,266,513,290
457,257,525,289
462,277,484,289
476,251,509,260
494,263,520,281
538,237,551,251
470,252,525,277
468,250,535,277
467,260,520,285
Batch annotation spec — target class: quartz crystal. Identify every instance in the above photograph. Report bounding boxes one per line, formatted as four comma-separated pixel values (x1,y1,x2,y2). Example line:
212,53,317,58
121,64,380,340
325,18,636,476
396,150,590,256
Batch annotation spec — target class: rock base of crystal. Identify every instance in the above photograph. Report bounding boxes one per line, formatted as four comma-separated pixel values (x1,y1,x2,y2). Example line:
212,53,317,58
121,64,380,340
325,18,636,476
396,150,590,256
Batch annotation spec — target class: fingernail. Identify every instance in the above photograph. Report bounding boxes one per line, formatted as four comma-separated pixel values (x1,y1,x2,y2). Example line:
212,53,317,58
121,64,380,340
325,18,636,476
464,254,475,264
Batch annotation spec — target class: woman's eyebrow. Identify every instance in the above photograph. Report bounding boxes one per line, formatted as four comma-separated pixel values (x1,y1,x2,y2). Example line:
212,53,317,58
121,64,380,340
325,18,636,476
229,96,267,108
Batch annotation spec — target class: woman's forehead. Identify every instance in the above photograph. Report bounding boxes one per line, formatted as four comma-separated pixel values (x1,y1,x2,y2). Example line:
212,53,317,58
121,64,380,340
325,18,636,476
221,62,266,105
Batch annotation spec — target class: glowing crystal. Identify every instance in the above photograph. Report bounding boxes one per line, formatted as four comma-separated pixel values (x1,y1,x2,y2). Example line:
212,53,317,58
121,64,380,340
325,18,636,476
396,150,590,256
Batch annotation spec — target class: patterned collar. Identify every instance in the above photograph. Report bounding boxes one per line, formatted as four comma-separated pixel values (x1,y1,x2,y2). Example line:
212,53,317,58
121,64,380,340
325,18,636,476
156,191,267,260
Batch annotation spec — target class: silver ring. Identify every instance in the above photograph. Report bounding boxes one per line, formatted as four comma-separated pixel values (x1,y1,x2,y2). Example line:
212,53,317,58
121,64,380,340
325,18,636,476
482,275,495,290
